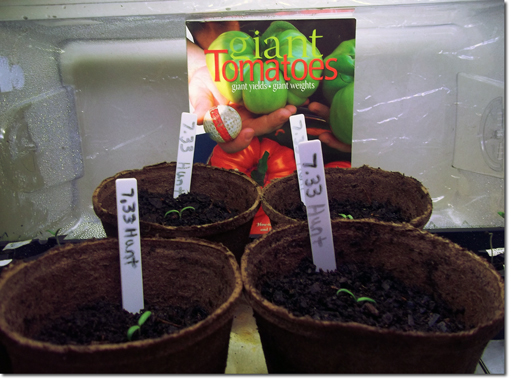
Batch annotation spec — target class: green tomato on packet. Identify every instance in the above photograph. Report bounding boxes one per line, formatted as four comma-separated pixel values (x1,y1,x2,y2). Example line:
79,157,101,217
205,21,323,114
322,38,355,145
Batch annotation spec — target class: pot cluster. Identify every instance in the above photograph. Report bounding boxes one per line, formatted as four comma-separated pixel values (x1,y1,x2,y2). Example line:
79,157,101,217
0,164,504,374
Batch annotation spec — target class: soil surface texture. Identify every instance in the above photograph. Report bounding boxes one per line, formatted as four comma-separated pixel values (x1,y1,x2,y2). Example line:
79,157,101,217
3,237,63,261
34,300,209,345
138,190,239,227
283,199,408,223
0,237,69,275
259,257,468,333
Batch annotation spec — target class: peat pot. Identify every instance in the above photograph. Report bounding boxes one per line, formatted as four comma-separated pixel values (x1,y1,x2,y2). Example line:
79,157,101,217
241,220,505,373
0,238,242,373
262,165,432,229
93,162,262,261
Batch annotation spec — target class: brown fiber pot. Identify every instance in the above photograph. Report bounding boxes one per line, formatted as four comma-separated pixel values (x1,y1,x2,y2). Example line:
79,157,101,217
241,220,504,373
262,165,432,229
0,238,242,373
92,162,261,261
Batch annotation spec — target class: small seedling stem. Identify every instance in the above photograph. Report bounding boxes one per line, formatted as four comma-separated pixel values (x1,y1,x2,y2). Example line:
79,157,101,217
46,228,62,247
489,232,494,265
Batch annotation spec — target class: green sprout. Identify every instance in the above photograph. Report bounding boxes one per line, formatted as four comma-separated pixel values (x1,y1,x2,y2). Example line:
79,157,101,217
498,211,505,218
339,214,354,220
46,228,62,247
127,311,152,341
164,206,195,220
336,288,376,303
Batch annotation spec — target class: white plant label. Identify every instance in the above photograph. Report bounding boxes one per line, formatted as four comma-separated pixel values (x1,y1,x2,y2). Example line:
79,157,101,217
116,178,144,313
290,114,308,203
486,247,504,257
0,56,24,93
297,140,337,272
3,240,31,250
174,112,197,198
0,259,12,267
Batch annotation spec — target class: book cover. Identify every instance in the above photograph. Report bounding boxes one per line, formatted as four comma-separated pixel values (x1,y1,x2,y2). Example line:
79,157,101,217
187,17,356,236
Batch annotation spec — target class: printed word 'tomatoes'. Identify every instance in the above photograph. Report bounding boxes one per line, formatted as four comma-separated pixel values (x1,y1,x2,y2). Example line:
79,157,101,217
205,51,337,83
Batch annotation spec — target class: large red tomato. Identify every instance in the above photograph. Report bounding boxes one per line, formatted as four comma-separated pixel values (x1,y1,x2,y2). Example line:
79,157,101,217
209,137,297,187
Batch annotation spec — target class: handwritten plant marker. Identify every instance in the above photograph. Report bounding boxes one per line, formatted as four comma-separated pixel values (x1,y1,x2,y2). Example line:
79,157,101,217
290,114,308,203
116,178,144,313
1,240,31,268
174,112,197,198
297,140,337,272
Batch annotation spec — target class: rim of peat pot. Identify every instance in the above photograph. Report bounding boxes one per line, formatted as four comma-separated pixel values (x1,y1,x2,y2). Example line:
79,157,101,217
261,165,433,229
92,162,262,261
240,220,505,374
0,238,242,373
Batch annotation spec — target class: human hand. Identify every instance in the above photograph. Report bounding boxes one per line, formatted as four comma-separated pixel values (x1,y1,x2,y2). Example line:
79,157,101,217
217,103,297,154
189,65,228,125
308,102,352,153
189,70,297,153
189,67,297,153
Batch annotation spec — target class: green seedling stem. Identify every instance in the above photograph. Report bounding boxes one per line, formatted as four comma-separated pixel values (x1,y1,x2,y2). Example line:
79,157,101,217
339,214,353,220
164,206,195,220
492,212,504,265
46,228,62,247
336,288,376,303
489,232,494,265
127,311,152,341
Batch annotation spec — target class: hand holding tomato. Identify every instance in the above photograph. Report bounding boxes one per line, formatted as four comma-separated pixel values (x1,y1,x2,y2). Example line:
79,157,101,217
307,102,352,153
218,103,297,153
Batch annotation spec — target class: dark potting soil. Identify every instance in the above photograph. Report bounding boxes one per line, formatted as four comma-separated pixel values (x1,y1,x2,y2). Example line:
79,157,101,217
1,237,64,261
34,300,209,345
137,190,239,227
284,198,408,223
259,257,468,333
0,237,73,275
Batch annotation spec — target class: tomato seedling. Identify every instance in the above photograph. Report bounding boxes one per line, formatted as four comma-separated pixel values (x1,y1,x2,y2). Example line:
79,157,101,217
127,311,152,341
336,288,375,303
164,206,195,220
46,228,62,247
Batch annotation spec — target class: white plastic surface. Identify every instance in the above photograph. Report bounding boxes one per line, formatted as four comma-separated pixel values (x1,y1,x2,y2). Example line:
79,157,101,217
0,1,505,242
350,2,504,229
453,73,504,178
0,14,189,241
0,0,492,21
60,38,188,228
